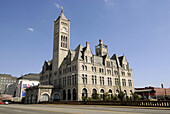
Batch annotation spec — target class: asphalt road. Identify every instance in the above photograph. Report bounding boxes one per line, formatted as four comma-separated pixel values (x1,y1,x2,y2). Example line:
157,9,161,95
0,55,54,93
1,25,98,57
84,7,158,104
0,104,169,114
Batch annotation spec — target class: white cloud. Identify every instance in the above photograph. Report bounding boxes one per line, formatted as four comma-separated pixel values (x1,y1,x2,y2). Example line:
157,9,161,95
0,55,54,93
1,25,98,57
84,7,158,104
55,3,60,9
104,0,115,7
27,28,34,32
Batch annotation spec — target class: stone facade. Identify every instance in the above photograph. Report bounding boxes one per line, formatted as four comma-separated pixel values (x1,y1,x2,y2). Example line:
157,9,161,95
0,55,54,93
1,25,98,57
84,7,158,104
26,9,134,103
25,85,53,104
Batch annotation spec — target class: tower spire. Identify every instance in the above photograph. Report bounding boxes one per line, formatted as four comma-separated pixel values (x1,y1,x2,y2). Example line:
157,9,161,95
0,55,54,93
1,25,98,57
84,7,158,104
61,6,63,13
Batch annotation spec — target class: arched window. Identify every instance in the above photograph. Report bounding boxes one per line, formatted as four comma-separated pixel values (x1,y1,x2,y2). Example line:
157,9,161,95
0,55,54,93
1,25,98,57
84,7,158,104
116,89,119,96
124,90,127,97
63,90,66,100
68,89,71,100
92,89,97,99
73,88,76,100
82,88,88,98
41,94,49,102
130,90,133,98
82,65,84,70
100,89,104,99
53,93,60,101
108,89,112,97
92,89,97,94
85,66,87,71
94,67,96,72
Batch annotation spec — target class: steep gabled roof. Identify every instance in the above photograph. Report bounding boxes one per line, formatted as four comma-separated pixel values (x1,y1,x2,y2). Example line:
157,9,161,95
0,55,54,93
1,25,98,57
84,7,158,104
73,44,84,61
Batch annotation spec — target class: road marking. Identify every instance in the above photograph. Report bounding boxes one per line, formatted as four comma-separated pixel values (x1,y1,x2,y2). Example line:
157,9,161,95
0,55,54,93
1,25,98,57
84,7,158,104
14,110,22,112
43,104,170,110
2,105,145,114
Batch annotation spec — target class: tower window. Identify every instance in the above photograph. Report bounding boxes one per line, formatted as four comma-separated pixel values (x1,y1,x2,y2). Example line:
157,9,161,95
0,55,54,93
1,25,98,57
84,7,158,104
61,35,63,47
61,35,67,48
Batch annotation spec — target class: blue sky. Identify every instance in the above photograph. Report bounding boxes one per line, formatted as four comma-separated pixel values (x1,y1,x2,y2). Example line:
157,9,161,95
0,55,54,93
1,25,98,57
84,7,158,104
0,0,170,88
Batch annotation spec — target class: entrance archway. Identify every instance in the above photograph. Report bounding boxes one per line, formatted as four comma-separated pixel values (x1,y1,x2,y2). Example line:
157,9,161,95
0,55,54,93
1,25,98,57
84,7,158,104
73,88,76,100
41,94,49,102
53,93,60,101
63,90,66,100
82,88,88,98
68,89,71,100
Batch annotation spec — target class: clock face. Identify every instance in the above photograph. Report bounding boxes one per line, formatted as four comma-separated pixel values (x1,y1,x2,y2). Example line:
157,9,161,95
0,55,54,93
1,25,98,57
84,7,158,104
62,27,66,32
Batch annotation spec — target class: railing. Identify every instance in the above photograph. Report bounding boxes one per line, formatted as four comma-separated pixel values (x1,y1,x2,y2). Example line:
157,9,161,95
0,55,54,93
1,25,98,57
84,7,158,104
40,100,170,107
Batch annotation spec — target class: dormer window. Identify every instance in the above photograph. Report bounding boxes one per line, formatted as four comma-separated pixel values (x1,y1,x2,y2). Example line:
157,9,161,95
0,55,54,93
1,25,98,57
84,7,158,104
90,57,92,63
82,65,84,70
85,56,87,63
106,61,110,67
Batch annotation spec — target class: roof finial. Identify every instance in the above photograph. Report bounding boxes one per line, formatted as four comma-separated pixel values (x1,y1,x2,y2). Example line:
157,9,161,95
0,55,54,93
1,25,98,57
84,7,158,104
61,6,63,13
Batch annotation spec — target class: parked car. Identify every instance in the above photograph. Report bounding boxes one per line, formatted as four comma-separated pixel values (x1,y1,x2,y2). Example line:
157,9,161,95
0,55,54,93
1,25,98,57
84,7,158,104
0,100,3,104
4,101,9,105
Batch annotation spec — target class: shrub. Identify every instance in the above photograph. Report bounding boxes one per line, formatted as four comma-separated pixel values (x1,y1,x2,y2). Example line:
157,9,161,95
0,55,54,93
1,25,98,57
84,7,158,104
132,93,140,101
118,91,125,101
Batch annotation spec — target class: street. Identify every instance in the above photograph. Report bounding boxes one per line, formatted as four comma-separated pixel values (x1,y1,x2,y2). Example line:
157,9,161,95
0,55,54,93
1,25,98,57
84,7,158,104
0,104,169,114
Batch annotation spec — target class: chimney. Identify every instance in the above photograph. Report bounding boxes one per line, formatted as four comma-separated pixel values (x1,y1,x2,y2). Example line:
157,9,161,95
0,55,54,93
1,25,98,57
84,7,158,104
99,39,103,44
161,84,164,88
86,42,90,49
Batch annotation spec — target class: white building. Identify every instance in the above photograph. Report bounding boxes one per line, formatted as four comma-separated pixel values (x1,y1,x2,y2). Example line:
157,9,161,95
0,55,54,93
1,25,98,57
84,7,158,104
15,79,39,101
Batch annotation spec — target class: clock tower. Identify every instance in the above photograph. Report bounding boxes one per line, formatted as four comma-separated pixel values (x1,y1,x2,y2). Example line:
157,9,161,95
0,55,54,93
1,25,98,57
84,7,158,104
53,8,70,72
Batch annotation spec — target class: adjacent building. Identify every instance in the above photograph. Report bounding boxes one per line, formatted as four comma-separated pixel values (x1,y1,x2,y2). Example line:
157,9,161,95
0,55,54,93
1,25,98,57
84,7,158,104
17,73,40,81
3,73,40,102
0,74,17,94
15,79,39,102
25,8,134,103
135,86,170,100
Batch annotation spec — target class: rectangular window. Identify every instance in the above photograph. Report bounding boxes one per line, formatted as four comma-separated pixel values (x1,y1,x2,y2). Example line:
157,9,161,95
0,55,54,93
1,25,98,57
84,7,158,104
122,79,126,86
100,76,104,85
82,74,87,84
92,75,94,84
99,68,101,73
85,75,87,84
72,75,77,85
59,78,62,86
128,73,131,76
128,79,132,87
106,61,110,67
90,57,92,63
108,77,112,85
122,72,125,76
54,79,57,86
85,56,87,63
114,71,118,75
115,78,119,86
95,76,97,84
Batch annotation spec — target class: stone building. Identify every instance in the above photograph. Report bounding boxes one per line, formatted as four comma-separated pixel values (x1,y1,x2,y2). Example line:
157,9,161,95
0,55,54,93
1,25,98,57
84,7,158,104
25,8,134,103
0,74,17,94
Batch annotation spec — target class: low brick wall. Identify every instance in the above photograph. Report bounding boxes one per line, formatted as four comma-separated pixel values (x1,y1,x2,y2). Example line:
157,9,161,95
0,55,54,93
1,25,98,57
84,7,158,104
39,100,170,107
